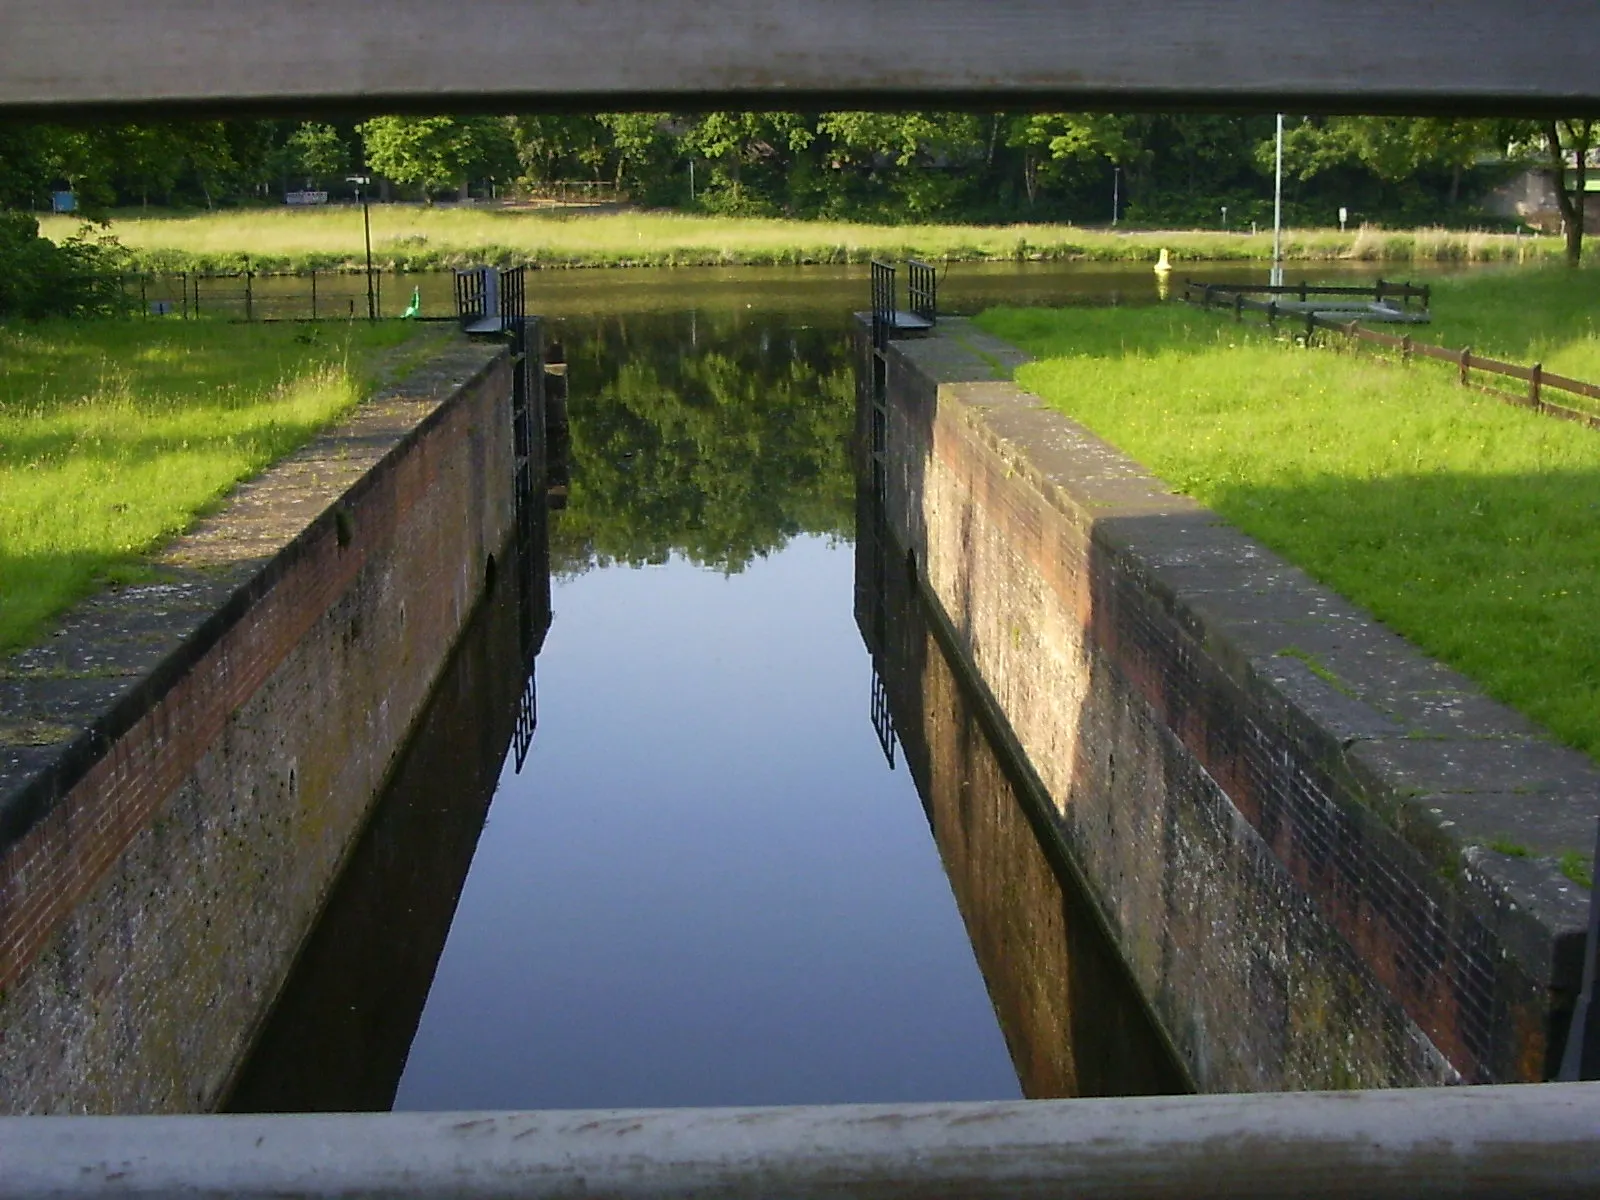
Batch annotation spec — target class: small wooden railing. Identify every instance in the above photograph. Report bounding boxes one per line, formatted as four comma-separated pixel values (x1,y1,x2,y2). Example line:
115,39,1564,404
1183,280,1600,430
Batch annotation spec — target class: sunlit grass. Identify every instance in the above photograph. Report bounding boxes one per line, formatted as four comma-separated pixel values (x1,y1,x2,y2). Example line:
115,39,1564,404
37,208,1563,274
0,319,419,652
975,282,1600,762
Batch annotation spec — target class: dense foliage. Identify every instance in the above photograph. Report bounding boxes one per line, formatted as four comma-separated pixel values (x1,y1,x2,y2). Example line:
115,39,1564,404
0,113,1581,229
0,212,125,319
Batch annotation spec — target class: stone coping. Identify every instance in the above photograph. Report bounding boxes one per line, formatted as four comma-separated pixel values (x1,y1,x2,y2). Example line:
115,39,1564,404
890,317,1596,989
0,332,507,856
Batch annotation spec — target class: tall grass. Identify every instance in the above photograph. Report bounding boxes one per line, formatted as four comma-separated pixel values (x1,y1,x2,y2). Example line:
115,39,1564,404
37,209,1563,274
0,319,419,652
974,288,1600,765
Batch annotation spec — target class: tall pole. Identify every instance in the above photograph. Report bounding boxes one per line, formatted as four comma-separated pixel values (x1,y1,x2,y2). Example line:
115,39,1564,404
362,188,375,320
1272,113,1285,287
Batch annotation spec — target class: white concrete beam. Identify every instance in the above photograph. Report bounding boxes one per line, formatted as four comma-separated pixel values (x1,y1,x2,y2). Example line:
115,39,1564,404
2,1,1599,118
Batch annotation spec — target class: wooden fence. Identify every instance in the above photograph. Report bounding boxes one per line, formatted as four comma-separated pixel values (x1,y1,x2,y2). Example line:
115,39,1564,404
1183,280,1600,430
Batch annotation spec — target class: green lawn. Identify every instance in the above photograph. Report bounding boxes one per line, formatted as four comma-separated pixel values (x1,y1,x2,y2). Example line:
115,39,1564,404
0,319,420,652
37,207,1562,274
974,271,1600,761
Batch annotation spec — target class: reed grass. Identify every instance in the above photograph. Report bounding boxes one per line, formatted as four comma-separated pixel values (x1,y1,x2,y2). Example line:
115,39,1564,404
0,319,419,652
37,209,1562,274
974,289,1600,766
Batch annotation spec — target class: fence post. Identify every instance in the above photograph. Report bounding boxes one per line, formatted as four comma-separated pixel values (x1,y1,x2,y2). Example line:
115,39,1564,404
1422,284,1432,311
311,270,317,321
1459,346,1472,386
1234,293,1243,322
1304,310,1314,342
194,274,201,317
1401,334,1412,363
181,272,189,320
1268,300,1277,326
1376,278,1386,304
244,264,254,322
139,275,148,317
1299,279,1308,303
1203,284,1213,310
1531,362,1543,408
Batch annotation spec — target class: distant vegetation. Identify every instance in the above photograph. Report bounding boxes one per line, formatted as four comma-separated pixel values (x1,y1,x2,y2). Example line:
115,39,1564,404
3,111,1593,303
32,209,1565,276
975,269,1600,763
0,320,421,651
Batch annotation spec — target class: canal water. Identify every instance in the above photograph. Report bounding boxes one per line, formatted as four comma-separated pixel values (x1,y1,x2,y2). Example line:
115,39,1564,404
225,263,1220,1113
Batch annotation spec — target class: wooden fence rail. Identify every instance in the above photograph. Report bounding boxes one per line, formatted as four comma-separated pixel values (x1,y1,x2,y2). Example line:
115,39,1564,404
1183,282,1600,430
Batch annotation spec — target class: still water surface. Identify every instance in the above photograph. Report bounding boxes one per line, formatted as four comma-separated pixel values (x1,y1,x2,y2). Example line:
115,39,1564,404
227,263,1196,1112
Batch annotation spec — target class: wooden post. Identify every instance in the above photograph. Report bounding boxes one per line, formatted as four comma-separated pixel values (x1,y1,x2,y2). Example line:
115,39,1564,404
1460,346,1472,386
181,271,189,320
194,274,201,316
1304,310,1314,342
1401,334,1412,363
1376,278,1386,303
1531,361,1543,408
1422,284,1432,311
310,270,317,320
1268,300,1277,326
244,262,253,322
1299,278,1308,303
1234,292,1244,322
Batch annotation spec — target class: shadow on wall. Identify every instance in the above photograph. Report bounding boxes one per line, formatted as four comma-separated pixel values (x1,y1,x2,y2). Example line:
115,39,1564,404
860,320,1591,1090
853,460,1187,1099
223,499,552,1114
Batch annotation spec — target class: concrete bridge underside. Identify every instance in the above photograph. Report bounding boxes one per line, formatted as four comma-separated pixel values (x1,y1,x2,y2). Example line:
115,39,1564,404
4,0,1600,118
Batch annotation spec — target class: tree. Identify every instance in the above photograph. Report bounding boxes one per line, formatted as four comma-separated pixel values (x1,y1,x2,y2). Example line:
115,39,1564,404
359,116,516,201
1542,119,1595,267
1005,114,1142,209
284,122,348,187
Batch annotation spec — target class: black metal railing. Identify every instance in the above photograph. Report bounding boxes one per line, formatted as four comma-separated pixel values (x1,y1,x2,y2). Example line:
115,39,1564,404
907,259,937,323
870,259,896,353
454,266,487,327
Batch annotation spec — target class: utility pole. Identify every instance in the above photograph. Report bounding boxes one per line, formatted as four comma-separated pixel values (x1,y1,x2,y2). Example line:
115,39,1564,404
349,175,375,320
1272,113,1285,288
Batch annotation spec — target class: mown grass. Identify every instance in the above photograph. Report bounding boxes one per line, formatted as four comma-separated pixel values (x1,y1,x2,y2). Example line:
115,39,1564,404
38,208,1563,274
974,280,1600,764
0,319,420,652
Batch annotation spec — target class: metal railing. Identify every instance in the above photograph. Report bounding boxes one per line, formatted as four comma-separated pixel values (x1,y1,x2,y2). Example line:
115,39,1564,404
1184,279,1600,429
870,259,896,353
907,259,938,323
4,1085,1599,1198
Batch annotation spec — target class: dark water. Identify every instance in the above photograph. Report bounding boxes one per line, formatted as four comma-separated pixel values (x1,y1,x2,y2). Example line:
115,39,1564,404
226,264,1185,1112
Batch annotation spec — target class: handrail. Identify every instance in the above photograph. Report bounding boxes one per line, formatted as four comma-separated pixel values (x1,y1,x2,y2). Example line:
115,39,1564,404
4,1085,1599,1198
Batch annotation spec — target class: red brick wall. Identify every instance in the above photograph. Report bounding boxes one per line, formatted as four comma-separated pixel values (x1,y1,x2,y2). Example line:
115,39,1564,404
0,346,514,1113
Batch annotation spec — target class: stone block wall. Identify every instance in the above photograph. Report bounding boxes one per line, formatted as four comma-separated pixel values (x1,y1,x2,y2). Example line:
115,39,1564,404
0,338,514,1113
866,319,1596,1091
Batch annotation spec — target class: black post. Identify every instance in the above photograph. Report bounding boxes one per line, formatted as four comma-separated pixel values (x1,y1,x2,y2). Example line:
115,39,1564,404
181,271,189,320
244,259,253,322
362,189,376,320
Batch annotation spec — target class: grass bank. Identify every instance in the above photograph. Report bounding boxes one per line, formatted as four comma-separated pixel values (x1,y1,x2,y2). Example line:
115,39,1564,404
0,319,421,653
973,271,1600,767
39,208,1562,274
